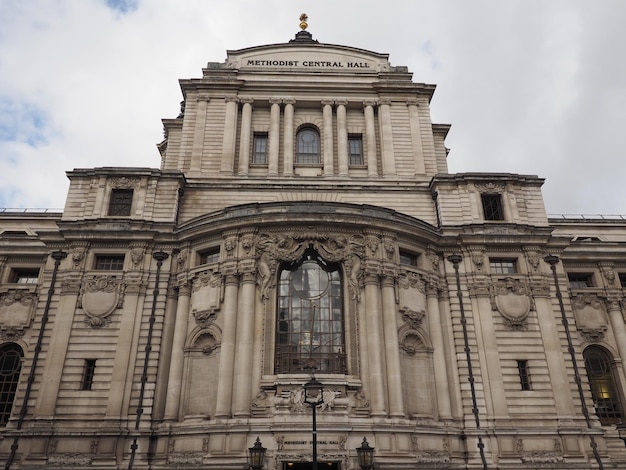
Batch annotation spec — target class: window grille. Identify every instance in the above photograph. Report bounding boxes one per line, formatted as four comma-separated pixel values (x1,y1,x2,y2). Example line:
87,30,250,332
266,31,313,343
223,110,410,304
0,344,23,425
481,194,504,221
108,189,133,216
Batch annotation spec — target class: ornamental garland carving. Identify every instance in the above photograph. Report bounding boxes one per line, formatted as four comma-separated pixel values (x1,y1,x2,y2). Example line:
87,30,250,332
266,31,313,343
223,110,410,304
192,269,221,292
255,231,365,301
78,275,126,328
0,289,37,308
109,176,140,189
489,277,534,327
475,182,505,193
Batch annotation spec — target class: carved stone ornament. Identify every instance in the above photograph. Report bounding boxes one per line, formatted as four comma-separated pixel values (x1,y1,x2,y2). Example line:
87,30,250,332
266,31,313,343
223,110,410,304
192,269,221,292
0,289,38,330
572,293,608,342
78,276,126,327
192,331,220,355
47,454,93,466
399,330,426,356
399,307,425,330
130,248,144,268
0,328,25,341
192,309,218,328
109,176,140,189
475,182,505,193
398,271,425,291
416,451,451,464
167,453,204,465
255,231,365,301
520,451,563,464
489,277,533,326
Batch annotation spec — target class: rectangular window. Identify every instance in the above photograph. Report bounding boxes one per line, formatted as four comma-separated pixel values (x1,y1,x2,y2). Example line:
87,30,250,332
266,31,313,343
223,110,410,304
619,273,626,288
10,268,40,284
108,189,133,216
568,273,593,288
481,194,504,221
517,360,532,391
199,248,220,265
399,250,418,267
489,259,517,274
348,135,364,166
81,359,97,391
252,133,268,164
94,255,125,271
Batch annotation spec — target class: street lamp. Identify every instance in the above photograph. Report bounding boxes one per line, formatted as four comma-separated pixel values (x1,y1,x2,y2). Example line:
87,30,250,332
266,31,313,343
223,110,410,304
248,437,266,470
356,437,375,470
303,375,324,470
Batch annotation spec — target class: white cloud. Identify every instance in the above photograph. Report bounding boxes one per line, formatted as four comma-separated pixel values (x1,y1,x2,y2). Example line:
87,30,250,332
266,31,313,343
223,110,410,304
0,0,625,215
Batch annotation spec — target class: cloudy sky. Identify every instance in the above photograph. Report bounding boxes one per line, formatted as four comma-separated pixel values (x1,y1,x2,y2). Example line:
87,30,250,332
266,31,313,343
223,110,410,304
1,0,625,216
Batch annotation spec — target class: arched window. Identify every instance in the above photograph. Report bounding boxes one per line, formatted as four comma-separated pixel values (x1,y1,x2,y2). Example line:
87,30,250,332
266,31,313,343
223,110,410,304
296,127,320,164
583,346,623,425
0,343,23,425
275,250,345,374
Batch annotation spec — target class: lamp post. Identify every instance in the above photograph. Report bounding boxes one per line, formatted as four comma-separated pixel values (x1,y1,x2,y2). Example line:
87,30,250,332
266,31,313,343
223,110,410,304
303,375,324,470
248,437,266,470
356,437,375,470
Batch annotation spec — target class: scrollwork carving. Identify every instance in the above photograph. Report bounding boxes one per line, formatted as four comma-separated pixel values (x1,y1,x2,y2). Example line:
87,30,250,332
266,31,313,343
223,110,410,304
78,275,126,328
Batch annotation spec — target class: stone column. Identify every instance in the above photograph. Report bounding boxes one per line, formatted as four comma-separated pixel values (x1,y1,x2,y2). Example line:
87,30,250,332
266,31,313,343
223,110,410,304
163,283,191,420
268,99,281,176
283,99,295,176
363,100,378,177
426,284,453,420
378,99,396,176
215,274,240,418
153,284,181,420
220,95,239,174
336,100,349,176
381,273,404,417
238,98,253,175
606,295,626,378
190,96,209,172
364,273,387,416
322,100,334,175
232,272,257,417
407,99,426,175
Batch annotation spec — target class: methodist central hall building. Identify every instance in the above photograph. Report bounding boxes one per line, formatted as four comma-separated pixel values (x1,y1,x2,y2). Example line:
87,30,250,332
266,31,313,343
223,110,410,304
1,19,626,470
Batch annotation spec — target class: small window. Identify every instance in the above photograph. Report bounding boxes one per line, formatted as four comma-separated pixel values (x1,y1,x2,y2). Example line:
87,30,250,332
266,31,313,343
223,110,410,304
94,255,125,271
489,259,517,274
296,127,321,164
399,250,418,267
568,273,593,288
481,194,504,221
108,189,133,216
517,360,532,391
10,268,40,284
252,133,268,165
348,135,364,166
200,248,220,265
81,359,97,391
619,273,626,288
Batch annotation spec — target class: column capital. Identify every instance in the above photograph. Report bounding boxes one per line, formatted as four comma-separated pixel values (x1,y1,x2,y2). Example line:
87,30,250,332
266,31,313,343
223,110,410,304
363,99,377,108
321,99,334,107
406,98,420,107
379,98,392,106
335,99,348,107
269,97,282,105
239,96,254,105
224,95,239,103
283,98,296,105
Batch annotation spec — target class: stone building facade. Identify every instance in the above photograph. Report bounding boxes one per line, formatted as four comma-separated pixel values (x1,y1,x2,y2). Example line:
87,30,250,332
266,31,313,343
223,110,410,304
1,25,626,469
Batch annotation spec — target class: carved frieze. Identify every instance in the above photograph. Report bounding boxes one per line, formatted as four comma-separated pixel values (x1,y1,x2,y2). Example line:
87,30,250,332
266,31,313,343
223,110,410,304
78,275,126,328
109,176,140,189
475,182,505,193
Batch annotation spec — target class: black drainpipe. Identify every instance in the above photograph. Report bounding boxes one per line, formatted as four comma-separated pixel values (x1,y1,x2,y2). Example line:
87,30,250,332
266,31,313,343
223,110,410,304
128,251,168,470
5,250,67,470
447,254,488,470
544,255,604,469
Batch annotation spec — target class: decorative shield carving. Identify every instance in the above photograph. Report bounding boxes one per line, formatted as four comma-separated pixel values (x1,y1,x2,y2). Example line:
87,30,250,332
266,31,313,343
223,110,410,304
79,276,125,327
571,293,607,342
490,277,533,324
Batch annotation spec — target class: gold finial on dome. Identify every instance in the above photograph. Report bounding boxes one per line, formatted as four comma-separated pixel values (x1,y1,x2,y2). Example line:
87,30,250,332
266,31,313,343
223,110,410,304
299,13,308,30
